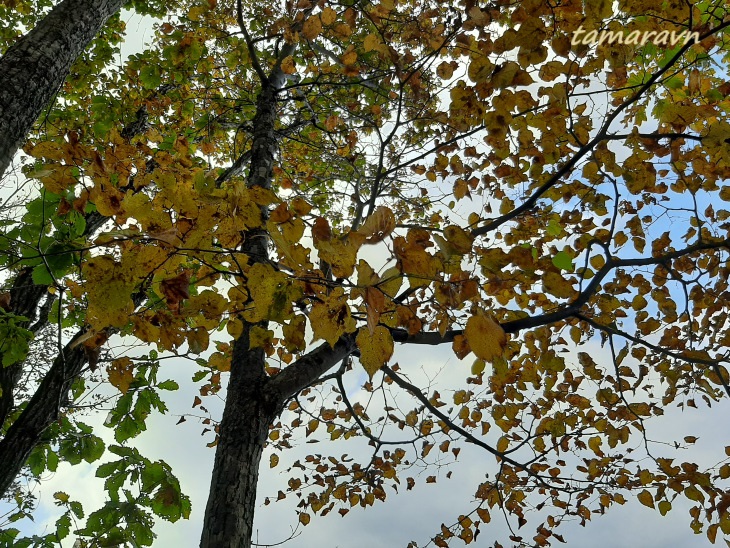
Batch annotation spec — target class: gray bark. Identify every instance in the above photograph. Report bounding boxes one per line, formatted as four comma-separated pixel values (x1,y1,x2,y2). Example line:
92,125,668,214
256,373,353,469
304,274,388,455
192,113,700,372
0,0,124,177
199,325,281,547
200,72,282,546
0,329,88,496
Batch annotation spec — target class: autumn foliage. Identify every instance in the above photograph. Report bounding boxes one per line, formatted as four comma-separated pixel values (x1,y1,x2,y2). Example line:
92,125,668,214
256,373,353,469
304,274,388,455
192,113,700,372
1,0,730,546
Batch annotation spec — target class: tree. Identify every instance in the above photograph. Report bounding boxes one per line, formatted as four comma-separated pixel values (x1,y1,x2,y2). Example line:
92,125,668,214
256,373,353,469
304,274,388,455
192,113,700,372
1,0,730,546
0,0,127,176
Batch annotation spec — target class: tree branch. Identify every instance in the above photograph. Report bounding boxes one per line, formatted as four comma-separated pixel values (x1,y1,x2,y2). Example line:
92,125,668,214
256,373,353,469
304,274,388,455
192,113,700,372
237,0,267,84
268,333,357,402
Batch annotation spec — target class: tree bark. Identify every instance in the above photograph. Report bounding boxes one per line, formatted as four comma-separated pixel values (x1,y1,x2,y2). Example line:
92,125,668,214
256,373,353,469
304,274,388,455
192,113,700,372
0,269,48,427
0,330,88,495
199,325,281,547
0,0,124,177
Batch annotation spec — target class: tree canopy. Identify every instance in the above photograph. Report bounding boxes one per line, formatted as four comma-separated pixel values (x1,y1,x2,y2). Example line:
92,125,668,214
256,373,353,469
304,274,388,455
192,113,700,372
1,0,730,546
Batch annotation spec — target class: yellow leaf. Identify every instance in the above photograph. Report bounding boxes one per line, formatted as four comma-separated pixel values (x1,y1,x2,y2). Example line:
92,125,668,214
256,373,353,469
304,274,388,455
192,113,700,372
83,256,136,329
226,317,243,339
38,164,77,194
496,436,509,452
468,55,494,83
588,435,603,456
464,315,506,362
379,266,403,297
280,56,296,74
299,512,311,525
356,326,394,378
290,197,312,216
316,234,362,278
471,359,485,375
209,352,231,372
309,288,356,346
356,259,379,287
243,263,298,323
270,454,279,468
301,15,322,40
658,500,672,516
187,327,210,354
363,33,380,52
320,6,337,25
637,489,654,508
54,491,70,503
107,357,135,394
249,326,274,349
533,437,546,452
443,225,474,254
282,315,307,353
590,254,606,270
342,49,357,65
393,231,441,286
132,315,159,343
684,485,704,502
543,271,576,299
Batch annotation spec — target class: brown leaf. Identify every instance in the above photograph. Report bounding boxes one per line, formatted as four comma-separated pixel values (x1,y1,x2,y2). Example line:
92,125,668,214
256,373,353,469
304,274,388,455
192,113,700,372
359,206,396,244
312,217,332,243
365,286,385,333
161,271,191,310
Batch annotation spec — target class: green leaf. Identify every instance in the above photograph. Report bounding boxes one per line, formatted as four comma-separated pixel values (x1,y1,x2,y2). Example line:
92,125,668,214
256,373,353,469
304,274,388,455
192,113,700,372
96,460,123,478
547,218,562,236
192,369,208,382
140,461,167,491
552,250,574,271
46,447,59,472
69,501,84,519
140,65,162,89
55,514,71,540
81,434,105,463
26,447,46,476
115,415,144,443
31,263,54,285
0,310,33,367
157,379,179,391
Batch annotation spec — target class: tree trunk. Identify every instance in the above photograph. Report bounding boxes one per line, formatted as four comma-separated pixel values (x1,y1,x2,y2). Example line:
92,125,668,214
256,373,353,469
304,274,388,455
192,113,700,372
200,75,285,547
0,0,124,177
199,326,281,547
0,330,88,496
0,269,48,427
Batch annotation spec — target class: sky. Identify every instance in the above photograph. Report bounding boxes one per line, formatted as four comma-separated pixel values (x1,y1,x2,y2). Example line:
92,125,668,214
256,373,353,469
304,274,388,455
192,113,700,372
3,5,730,548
